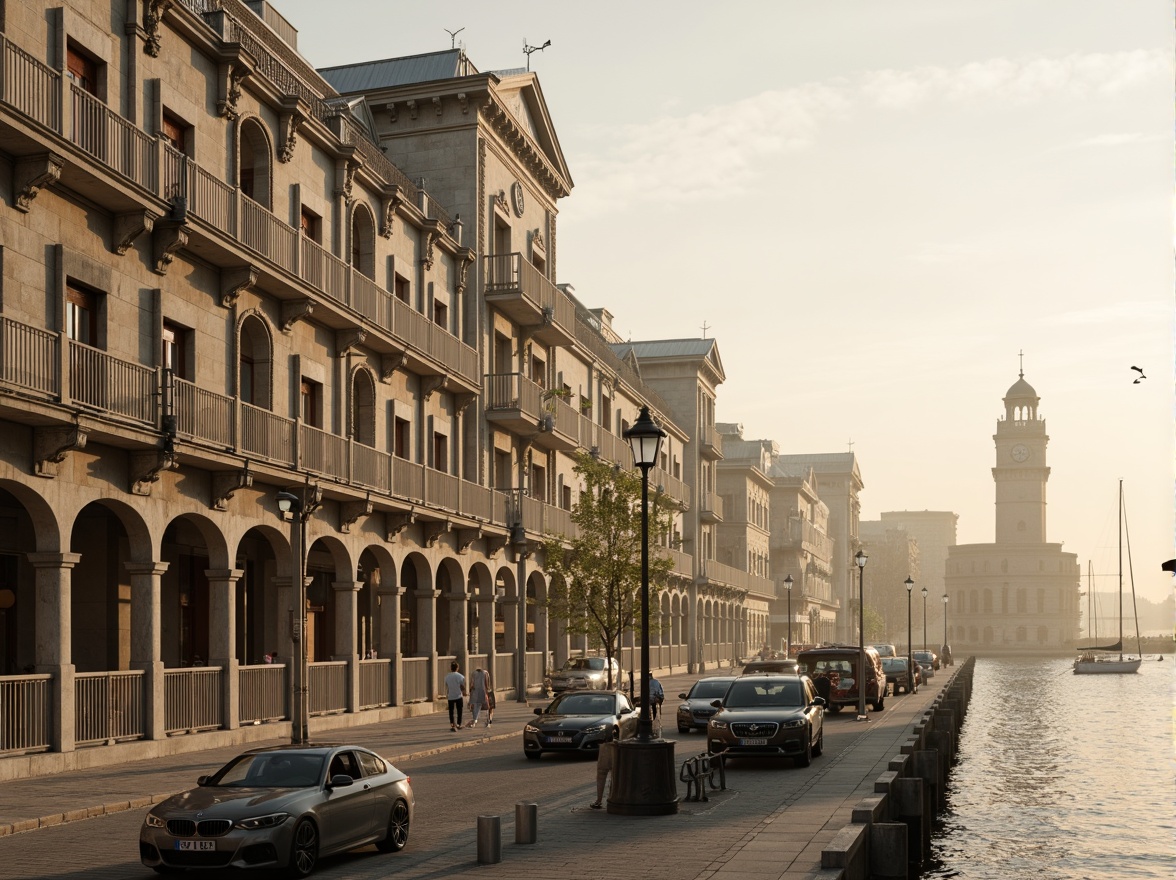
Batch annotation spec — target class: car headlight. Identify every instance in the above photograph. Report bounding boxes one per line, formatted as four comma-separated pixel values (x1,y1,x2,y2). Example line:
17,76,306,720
709,719,728,730
781,719,805,729
144,813,165,828
524,724,541,733
235,812,288,830
582,724,606,734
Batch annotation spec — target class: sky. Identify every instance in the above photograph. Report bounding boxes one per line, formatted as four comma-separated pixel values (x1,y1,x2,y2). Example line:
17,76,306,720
275,0,1172,603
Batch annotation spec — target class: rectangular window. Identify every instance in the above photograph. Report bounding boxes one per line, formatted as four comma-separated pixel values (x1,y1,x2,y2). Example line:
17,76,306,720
529,355,545,387
300,378,321,428
299,207,321,243
160,110,188,154
529,464,546,502
494,450,512,490
601,395,612,431
162,320,191,381
66,45,99,95
394,274,410,304
393,417,410,459
432,298,448,328
561,484,572,510
432,432,448,473
66,282,99,346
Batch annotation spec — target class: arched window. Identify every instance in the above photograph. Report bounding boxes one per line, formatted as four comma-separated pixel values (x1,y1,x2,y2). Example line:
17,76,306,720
238,119,271,209
352,368,376,447
238,315,272,408
351,205,375,279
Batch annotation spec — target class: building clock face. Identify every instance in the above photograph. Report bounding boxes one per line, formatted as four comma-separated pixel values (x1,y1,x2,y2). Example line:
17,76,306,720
511,181,525,216
1010,444,1030,462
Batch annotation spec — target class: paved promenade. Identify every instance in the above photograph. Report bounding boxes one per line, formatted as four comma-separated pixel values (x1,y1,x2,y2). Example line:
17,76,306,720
0,668,951,879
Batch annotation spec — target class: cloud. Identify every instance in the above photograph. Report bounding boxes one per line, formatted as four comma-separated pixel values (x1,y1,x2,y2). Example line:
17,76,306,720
565,50,1169,218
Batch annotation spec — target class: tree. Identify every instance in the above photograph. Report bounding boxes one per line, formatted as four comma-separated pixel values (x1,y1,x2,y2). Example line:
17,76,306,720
541,452,675,689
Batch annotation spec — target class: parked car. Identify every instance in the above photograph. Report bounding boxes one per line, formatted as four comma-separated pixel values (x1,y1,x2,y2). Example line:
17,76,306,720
796,645,886,713
546,656,625,693
706,674,826,766
523,690,638,758
913,650,937,678
741,658,799,675
871,644,898,658
139,744,413,877
881,656,918,695
676,676,737,733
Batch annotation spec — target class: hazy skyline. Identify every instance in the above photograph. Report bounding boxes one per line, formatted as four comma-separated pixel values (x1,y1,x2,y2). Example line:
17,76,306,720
278,0,1172,601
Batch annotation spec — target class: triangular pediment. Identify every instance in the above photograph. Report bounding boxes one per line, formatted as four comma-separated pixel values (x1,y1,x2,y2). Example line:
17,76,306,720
489,72,572,194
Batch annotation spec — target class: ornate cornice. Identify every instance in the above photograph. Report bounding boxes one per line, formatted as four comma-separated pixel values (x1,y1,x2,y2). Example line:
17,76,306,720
479,96,570,201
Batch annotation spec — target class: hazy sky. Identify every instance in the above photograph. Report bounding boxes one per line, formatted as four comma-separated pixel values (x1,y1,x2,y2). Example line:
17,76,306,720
277,0,1172,602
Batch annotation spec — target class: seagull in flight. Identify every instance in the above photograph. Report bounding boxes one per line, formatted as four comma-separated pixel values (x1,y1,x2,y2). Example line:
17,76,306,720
1130,366,1146,384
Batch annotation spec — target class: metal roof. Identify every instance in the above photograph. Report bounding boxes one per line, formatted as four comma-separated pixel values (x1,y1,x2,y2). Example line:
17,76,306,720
319,50,476,93
610,339,717,360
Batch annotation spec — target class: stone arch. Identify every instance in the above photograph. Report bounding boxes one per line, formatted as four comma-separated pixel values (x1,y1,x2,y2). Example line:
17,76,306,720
492,563,516,655
304,533,354,662
237,309,274,409
357,543,397,660
400,551,434,657
350,200,377,279
0,481,64,674
236,114,273,209
435,556,466,657
466,561,495,656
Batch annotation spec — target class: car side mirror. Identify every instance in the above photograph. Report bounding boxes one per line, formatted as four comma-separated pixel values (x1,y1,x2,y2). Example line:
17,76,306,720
534,707,543,715
328,774,353,789
710,699,723,708
812,696,827,707
678,693,688,700
196,775,210,786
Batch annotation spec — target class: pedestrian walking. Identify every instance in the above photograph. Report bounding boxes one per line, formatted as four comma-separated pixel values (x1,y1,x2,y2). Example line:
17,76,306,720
486,683,496,726
467,666,490,728
444,661,466,731
590,738,617,809
648,675,665,719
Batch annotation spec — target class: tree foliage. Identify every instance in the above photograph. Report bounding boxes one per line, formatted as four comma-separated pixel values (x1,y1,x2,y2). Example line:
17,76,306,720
542,452,676,687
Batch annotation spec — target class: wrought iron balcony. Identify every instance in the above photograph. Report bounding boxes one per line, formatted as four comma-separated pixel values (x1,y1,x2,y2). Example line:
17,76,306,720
483,253,575,347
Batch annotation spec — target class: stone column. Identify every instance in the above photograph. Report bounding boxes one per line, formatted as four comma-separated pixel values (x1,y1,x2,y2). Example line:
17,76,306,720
125,560,169,741
271,574,294,720
378,584,401,704
479,593,497,688
28,551,81,753
450,586,469,671
687,582,700,674
207,569,243,731
417,588,440,698
332,579,361,712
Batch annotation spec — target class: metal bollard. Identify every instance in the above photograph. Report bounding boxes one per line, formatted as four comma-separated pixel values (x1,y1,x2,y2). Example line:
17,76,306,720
476,815,501,864
515,802,538,844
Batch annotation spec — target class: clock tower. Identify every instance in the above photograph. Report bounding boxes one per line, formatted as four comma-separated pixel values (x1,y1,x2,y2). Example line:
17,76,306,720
992,368,1049,544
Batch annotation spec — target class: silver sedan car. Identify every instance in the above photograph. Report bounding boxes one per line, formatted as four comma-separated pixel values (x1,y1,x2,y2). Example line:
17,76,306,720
523,690,638,758
139,744,413,877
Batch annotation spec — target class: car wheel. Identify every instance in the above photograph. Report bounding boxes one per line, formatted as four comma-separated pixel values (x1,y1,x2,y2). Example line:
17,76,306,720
828,703,843,714
812,727,824,757
288,818,319,878
678,725,690,734
524,749,541,760
375,798,410,853
796,728,812,767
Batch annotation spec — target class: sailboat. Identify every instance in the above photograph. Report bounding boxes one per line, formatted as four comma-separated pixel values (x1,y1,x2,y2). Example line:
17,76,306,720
1074,481,1142,674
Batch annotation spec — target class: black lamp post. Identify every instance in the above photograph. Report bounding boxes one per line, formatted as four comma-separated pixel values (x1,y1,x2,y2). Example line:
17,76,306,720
921,586,928,652
854,549,867,720
783,574,794,657
609,405,677,815
275,490,309,745
942,593,949,664
905,577,915,694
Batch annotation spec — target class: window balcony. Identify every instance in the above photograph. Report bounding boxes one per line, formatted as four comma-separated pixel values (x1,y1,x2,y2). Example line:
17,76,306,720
483,254,575,347
483,373,577,451
699,424,724,460
699,491,724,523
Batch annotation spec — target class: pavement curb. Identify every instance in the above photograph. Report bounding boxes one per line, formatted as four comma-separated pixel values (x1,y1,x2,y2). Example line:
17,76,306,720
0,727,520,838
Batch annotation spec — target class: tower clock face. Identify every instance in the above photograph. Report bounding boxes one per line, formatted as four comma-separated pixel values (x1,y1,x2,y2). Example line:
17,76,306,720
1010,444,1030,462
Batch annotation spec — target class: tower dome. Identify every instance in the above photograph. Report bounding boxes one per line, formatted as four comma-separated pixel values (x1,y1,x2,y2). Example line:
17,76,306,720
1003,369,1040,421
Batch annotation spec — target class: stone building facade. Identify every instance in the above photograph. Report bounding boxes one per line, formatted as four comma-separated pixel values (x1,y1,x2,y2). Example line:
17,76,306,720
945,372,1080,653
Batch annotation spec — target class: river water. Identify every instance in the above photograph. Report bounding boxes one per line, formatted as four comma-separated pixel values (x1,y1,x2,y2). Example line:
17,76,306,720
925,656,1174,879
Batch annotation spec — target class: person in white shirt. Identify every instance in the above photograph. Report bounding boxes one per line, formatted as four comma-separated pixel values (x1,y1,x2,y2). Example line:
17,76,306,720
444,661,467,731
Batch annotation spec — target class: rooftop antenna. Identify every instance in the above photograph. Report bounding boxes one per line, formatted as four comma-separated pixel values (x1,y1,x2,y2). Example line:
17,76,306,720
523,38,551,71
445,27,465,49
700,320,710,338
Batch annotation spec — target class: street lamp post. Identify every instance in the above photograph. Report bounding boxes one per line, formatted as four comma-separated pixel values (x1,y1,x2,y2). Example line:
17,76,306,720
783,574,793,657
921,586,928,652
942,593,949,664
275,490,309,745
854,549,867,720
905,577,915,694
609,406,677,815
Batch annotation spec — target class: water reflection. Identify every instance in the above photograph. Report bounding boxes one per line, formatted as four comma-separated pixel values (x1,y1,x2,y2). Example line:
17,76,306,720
926,657,1173,880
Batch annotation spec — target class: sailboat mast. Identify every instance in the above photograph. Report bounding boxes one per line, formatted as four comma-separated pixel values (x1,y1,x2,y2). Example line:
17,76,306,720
1118,480,1124,661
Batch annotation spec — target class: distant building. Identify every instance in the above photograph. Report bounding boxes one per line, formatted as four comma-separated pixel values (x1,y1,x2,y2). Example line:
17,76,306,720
867,510,958,645
858,521,920,646
945,371,1080,653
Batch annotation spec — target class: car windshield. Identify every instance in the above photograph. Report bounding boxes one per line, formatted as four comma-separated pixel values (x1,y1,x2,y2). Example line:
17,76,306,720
212,752,325,788
723,679,805,708
563,658,606,671
688,679,734,699
550,693,616,715
882,659,907,671
914,652,933,661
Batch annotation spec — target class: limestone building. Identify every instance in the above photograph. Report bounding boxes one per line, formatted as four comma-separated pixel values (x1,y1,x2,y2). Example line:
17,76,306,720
945,371,1080,653
0,0,744,769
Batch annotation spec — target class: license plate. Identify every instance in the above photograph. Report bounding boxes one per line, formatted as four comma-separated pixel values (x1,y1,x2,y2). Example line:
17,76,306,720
739,737,767,746
175,841,216,852
546,736,572,744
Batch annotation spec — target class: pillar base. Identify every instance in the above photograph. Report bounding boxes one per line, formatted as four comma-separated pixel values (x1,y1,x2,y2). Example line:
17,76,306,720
607,738,679,816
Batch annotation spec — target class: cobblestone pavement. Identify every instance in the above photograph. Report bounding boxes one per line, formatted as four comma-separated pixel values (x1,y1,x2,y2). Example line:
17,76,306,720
0,669,945,880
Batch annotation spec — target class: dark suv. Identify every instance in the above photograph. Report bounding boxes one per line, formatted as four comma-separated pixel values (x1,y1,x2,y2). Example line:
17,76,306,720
796,645,886,713
706,674,826,767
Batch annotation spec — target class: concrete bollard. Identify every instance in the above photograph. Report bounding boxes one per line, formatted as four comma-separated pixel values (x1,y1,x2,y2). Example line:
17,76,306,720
476,815,501,864
870,822,909,879
515,802,537,844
